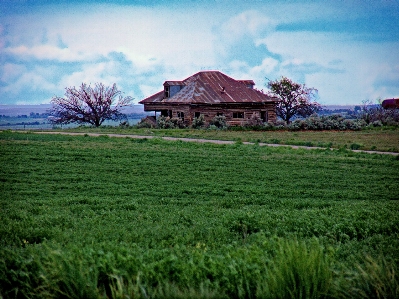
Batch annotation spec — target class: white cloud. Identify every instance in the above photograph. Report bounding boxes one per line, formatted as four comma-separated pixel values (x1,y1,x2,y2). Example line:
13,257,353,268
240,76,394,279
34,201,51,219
1,2,398,105
1,63,27,83
1,71,56,95
4,45,98,62
139,84,160,99
256,31,399,104
220,10,275,42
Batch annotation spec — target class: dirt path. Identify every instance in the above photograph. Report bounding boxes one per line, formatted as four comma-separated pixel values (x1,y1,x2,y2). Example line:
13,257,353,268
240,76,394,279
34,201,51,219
31,131,399,156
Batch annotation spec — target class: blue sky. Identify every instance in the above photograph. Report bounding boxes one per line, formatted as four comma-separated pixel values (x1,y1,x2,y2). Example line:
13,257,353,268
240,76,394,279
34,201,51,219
1,0,398,105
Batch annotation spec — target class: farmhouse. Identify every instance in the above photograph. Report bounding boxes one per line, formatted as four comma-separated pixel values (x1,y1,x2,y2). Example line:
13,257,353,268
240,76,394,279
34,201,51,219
139,71,277,126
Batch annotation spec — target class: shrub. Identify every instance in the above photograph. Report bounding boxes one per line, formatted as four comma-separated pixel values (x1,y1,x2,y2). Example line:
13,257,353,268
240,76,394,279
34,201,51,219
243,114,264,128
370,120,383,127
169,117,186,129
350,143,362,150
119,121,130,128
288,119,303,131
209,115,227,129
262,122,275,130
136,121,153,129
156,116,186,129
287,115,368,131
191,115,205,129
274,120,287,129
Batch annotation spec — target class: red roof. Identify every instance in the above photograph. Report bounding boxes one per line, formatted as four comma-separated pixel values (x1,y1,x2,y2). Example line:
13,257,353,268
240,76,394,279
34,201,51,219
382,98,399,109
139,71,275,105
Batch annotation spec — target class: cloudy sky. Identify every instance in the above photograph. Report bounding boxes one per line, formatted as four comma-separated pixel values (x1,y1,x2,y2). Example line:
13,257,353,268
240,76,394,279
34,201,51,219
1,0,398,106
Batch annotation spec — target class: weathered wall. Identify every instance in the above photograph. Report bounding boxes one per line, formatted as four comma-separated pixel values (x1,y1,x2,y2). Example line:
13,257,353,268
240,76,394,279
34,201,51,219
143,103,277,126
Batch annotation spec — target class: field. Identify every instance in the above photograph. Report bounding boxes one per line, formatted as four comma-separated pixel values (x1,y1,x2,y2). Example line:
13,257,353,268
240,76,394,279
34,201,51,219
1,131,399,298
65,126,399,153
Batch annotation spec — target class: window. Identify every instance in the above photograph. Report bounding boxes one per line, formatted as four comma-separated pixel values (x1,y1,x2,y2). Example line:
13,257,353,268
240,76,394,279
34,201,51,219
161,110,172,117
164,86,170,98
261,111,268,122
217,112,224,116
233,112,244,118
194,112,201,118
177,111,184,121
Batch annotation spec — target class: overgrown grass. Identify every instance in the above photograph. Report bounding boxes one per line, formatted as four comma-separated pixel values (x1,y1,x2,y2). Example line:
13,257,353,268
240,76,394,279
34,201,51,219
55,126,399,152
1,131,398,298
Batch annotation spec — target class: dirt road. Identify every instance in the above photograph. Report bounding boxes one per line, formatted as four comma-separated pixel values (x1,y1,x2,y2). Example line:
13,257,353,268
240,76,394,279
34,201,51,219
32,131,399,156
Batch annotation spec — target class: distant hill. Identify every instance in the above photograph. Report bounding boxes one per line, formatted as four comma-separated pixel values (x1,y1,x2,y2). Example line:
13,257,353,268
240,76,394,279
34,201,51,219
322,105,357,110
0,104,146,116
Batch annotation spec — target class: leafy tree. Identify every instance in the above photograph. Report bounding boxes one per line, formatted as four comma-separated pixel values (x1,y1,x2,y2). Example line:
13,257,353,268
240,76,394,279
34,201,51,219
267,76,320,124
49,83,133,127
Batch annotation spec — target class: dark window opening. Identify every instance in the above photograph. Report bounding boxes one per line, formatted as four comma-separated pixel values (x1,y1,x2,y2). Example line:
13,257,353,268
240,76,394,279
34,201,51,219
261,111,268,122
233,112,244,118
177,111,184,121
217,112,224,116
161,110,172,117
194,112,201,118
164,86,170,98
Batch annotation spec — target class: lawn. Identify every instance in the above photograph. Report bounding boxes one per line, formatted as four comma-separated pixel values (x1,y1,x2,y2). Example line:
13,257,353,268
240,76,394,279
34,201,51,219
1,131,398,298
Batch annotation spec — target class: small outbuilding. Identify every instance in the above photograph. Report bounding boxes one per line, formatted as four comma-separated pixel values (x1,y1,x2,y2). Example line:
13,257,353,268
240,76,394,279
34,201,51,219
139,71,277,126
382,98,399,109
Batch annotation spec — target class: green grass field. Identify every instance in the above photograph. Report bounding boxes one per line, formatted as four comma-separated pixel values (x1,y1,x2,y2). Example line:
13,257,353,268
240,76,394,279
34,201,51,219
64,126,399,152
1,131,398,298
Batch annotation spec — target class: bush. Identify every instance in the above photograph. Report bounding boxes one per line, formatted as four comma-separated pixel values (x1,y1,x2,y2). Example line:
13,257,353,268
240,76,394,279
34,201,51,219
262,122,275,130
370,120,383,127
274,120,287,130
191,115,205,129
287,115,367,131
156,116,186,129
209,115,227,129
243,114,264,128
118,121,130,128
136,120,153,129
170,118,186,129
350,143,362,150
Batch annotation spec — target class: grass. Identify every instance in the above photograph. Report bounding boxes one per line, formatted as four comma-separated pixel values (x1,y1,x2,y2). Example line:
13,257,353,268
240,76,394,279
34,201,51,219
55,126,399,152
1,131,398,298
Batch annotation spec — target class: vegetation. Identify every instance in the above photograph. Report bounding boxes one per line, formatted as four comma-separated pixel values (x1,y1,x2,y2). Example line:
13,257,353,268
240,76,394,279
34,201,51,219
49,83,133,127
209,115,227,129
358,99,399,126
156,116,186,129
266,77,321,124
287,114,366,131
1,131,398,298
191,115,206,129
60,126,399,152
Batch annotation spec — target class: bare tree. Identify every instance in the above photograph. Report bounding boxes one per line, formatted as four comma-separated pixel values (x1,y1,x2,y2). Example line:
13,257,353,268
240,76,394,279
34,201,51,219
49,83,133,127
267,77,320,124
359,99,399,125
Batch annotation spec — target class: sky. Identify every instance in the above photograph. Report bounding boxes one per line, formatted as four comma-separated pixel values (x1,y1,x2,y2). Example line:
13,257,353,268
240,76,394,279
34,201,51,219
0,0,398,106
